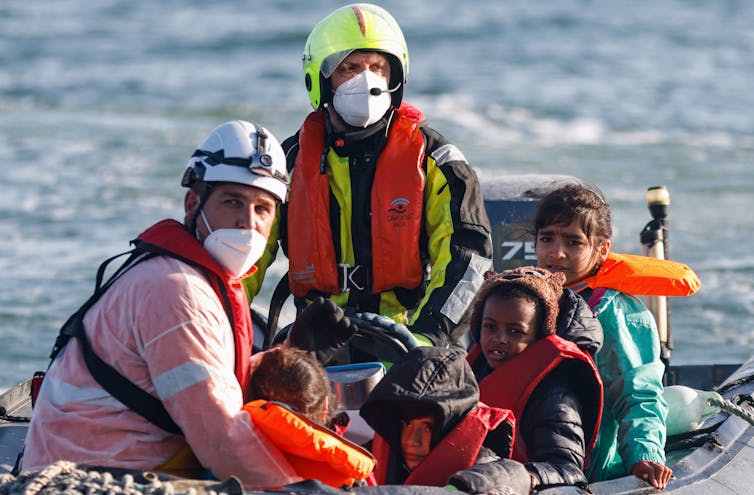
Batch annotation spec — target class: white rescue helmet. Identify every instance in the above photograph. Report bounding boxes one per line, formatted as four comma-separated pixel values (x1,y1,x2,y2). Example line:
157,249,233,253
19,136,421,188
182,120,289,203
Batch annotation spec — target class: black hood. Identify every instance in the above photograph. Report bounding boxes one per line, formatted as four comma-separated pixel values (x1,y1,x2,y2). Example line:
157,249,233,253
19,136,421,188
359,347,479,448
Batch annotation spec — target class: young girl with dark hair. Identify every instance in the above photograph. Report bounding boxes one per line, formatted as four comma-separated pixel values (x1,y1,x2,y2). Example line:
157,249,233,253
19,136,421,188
247,345,332,424
534,183,673,490
242,345,376,488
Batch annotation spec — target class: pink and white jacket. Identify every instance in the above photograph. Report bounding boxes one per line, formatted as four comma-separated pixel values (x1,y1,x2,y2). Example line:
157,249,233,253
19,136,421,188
23,220,299,488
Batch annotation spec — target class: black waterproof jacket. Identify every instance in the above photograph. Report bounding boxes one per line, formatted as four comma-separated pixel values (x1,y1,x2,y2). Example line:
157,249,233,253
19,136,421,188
470,288,604,490
556,287,603,356
360,347,530,494
270,108,492,347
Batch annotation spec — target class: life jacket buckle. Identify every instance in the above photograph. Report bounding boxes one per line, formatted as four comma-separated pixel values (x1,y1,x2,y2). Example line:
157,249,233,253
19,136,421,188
337,263,370,292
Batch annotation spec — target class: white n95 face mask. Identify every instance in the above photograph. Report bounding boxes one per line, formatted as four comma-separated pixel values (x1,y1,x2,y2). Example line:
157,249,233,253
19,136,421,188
333,70,393,128
200,211,266,278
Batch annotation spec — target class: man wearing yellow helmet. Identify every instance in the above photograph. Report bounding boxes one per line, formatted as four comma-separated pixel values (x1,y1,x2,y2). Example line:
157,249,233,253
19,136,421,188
249,4,493,351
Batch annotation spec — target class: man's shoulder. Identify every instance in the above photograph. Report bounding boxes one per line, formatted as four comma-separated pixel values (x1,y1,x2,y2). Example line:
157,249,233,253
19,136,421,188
401,112,467,167
84,256,226,343
396,103,448,142
281,132,299,153
417,123,450,147
116,255,216,299
420,128,470,169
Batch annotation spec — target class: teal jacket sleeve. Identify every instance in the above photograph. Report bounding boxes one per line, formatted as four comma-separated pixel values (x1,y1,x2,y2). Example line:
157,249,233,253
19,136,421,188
593,290,668,474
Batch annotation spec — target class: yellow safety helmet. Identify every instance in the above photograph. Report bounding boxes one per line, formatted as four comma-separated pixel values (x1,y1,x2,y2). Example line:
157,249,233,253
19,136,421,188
302,3,409,110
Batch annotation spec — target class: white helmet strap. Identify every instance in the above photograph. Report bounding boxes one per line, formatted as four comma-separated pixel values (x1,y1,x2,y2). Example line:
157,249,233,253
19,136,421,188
189,128,288,185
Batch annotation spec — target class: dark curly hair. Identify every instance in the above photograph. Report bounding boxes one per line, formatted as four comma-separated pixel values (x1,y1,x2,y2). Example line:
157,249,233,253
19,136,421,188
534,183,612,246
249,345,332,424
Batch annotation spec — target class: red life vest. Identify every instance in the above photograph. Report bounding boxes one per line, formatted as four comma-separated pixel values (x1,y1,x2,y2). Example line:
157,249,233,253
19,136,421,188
468,335,603,465
371,404,514,486
569,251,701,297
243,400,376,488
135,219,255,397
287,104,427,297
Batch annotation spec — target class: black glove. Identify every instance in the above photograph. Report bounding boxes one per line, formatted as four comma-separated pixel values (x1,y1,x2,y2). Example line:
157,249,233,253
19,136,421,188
288,297,358,364
448,459,532,495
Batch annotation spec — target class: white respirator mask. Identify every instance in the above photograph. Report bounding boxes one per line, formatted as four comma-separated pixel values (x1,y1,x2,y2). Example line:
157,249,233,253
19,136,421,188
332,70,397,128
200,211,266,278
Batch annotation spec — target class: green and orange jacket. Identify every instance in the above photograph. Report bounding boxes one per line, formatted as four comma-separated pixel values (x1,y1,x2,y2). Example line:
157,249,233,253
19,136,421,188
246,103,492,346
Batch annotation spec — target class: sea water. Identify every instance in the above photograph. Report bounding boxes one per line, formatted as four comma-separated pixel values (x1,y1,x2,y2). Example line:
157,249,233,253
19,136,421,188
2,0,753,389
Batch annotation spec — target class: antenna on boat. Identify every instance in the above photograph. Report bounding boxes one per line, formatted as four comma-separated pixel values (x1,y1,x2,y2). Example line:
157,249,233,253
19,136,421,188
641,186,672,376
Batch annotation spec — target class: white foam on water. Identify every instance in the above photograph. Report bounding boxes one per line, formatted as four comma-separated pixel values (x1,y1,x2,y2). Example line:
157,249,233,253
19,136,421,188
2,0,754,387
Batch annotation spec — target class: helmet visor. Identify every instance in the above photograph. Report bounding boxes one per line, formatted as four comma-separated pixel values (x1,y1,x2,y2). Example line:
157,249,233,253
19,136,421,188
320,49,354,79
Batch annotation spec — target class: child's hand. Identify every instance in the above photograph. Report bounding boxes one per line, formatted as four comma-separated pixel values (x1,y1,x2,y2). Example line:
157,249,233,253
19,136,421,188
631,460,673,490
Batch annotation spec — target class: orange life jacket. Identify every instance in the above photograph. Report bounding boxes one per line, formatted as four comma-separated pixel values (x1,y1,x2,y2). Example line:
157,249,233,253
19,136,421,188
287,105,426,297
569,251,700,297
242,400,376,488
370,403,514,486
469,335,603,466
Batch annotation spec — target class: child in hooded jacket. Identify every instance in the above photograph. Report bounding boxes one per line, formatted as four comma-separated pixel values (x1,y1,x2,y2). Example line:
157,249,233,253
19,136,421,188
467,266,604,490
360,346,532,494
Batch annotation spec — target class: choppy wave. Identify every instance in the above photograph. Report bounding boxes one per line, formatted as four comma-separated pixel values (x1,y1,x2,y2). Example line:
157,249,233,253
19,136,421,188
416,94,754,148
1,0,753,387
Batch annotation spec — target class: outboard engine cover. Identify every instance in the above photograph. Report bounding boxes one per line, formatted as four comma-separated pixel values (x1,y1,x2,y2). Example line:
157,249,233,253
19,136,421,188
482,174,582,271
